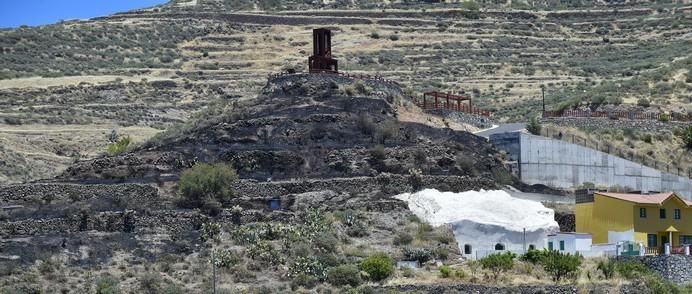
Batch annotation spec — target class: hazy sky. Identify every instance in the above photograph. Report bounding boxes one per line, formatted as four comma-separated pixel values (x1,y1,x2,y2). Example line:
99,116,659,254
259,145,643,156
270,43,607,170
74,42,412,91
0,0,168,28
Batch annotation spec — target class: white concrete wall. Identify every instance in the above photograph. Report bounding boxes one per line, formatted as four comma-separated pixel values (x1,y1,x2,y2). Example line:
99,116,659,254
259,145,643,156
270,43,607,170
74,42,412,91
519,133,692,199
452,220,555,260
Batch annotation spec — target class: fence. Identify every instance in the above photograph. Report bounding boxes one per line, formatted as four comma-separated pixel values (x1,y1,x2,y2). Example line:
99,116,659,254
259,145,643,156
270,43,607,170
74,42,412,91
267,71,400,86
541,125,692,179
543,110,690,122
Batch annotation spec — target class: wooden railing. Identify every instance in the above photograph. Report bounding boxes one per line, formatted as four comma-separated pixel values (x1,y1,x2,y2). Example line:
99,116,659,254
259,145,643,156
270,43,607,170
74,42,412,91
543,110,690,122
416,100,492,117
645,247,659,255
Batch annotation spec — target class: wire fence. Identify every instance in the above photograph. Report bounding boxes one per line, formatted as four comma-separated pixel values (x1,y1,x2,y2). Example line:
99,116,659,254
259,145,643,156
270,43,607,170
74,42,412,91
541,125,692,179
543,110,690,122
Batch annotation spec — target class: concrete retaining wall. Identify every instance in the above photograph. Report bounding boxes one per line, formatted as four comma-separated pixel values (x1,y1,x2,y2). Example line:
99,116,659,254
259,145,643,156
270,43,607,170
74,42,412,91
490,132,692,199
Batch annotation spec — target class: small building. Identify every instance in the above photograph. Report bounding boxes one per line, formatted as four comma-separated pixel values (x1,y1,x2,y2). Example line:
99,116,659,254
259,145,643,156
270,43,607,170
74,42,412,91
576,191,692,253
546,232,592,255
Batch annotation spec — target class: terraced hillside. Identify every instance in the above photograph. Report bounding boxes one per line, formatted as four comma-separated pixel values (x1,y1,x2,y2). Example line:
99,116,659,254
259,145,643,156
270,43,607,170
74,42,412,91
0,0,690,183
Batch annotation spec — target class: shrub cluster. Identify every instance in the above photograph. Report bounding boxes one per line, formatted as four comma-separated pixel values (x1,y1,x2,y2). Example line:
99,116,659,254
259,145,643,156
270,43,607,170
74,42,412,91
177,163,238,215
360,253,393,281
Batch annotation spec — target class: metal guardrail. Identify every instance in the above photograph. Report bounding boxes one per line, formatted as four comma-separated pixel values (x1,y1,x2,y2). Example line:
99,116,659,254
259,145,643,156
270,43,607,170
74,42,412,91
541,125,692,179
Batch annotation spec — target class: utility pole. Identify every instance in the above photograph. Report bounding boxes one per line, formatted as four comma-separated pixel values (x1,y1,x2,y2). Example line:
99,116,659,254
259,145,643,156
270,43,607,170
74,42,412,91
541,86,545,113
212,247,216,294
523,228,527,253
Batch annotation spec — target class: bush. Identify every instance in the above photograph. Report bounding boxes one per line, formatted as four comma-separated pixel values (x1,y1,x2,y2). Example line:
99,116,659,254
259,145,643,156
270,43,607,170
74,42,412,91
177,163,238,213
360,253,393,281
212,249,240,269
95,276,120,294
680,126,692,149
540,250,581,282
138,272,162,293
519,249,546,265
107,136,130,156
615,260,648,279
438,265,465,279
327,265,362,287
200,222,221,243
393,232,413,246
290,274,319,290
637,98,651,107
642,133,653,144
402,248,433,263
479,252,515,280
597,259,615,279
526,116,542,135
369,32,380,39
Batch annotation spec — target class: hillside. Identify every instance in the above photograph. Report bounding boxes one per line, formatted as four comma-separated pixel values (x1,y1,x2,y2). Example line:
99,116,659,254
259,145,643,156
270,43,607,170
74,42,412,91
1,1,690,183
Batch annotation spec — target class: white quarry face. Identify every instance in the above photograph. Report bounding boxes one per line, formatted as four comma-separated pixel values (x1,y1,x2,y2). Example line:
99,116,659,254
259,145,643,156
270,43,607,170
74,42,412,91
395,189,560,259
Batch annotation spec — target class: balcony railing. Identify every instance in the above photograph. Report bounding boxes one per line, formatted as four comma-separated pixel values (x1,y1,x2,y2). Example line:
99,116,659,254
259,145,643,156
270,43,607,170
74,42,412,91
645,247,660,255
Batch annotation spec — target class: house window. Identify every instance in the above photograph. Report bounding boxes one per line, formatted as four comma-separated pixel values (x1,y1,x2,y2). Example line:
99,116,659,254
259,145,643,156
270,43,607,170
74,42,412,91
495,243,505,250
680,235,692,245
674,209,681,220
548,241,553,250
647,234,657,247
464,244,472,255
639,208,646,218
659,208,666,219
559,240,565,251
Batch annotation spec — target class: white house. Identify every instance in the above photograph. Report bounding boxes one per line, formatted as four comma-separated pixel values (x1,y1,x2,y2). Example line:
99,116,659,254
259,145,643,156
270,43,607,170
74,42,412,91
546,232,592,255
395,189,560,260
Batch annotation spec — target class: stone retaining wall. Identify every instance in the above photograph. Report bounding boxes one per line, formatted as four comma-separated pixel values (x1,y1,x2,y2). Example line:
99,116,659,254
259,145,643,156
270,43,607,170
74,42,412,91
543,117,690,132
637,255,692,284
0,183,158,205
233,174,497,198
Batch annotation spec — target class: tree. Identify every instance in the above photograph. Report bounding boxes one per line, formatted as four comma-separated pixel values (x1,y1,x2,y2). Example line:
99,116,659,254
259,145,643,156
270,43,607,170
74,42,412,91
177,163,238,215
479,252,515,280
540,250,581,282
526,116,542,135
360,253,393,281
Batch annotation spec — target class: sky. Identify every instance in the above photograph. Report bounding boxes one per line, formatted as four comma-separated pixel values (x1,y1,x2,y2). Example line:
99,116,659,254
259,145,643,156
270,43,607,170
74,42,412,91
0,0,169,28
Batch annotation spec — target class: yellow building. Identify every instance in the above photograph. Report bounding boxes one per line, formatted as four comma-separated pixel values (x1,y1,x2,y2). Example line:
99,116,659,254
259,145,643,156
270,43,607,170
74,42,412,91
576,192,692,248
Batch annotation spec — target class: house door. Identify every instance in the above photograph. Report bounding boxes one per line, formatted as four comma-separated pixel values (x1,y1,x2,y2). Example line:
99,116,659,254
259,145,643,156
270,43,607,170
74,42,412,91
661,235,669,246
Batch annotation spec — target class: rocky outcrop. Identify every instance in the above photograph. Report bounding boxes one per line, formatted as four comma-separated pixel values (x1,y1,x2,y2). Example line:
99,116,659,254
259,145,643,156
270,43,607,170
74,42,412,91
555,212,576,232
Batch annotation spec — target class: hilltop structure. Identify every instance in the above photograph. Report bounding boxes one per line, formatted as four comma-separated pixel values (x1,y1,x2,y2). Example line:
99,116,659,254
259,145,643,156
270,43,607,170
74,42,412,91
308,28,338,73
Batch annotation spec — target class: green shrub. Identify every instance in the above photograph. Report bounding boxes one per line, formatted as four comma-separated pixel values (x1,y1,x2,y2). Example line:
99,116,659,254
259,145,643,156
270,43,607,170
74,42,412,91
642,133,653,144
438,265,465,279
680,126,692,149
615,259,648,279
212,249,240,269
637,98,651,107
289,256,326,280
597,259,615,280
327,265,362,287
138,272,162,293
540,250,581,282
526,116,542,135
200,222,221,243
402,248,433,263
177,163,238,214
290,274,319,290
360,253,393,281
95,276,120,294
369,32,380,39
519,249,546,264
479,252,515,280
393,232,413,246
107,136,130,156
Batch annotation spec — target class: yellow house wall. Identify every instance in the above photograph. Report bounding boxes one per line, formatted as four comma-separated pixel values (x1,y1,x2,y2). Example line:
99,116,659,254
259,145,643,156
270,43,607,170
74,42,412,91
576,194,635,244
633,197,692,246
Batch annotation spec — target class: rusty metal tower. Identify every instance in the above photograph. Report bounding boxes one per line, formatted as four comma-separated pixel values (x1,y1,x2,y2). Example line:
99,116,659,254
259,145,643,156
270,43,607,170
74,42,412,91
308,28,338,73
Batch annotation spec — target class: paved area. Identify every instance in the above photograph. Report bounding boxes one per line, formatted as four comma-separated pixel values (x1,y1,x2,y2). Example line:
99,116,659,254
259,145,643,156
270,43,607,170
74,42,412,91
474,123,526,138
